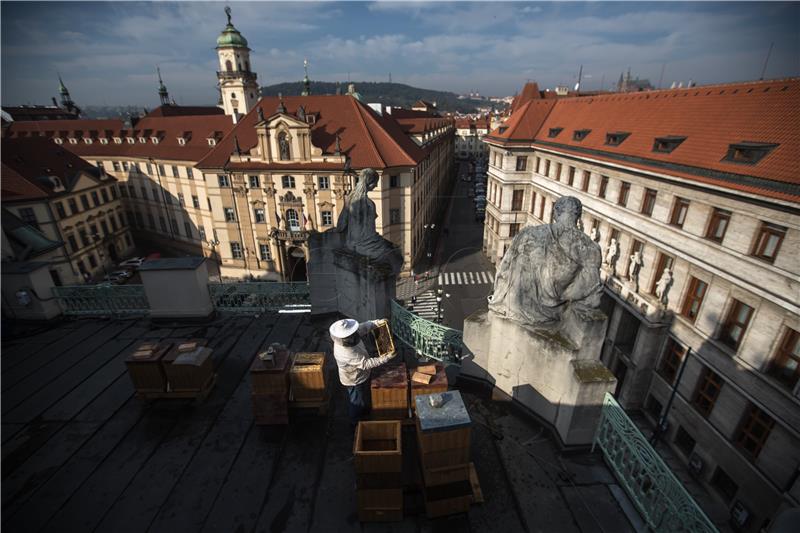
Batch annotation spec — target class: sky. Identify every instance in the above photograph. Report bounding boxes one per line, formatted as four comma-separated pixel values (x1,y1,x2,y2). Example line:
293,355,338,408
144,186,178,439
2,1,799,107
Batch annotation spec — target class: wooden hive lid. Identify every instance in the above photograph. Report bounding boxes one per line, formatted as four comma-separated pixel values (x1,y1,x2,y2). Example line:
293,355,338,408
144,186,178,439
251,346,292,373
370,362,408,389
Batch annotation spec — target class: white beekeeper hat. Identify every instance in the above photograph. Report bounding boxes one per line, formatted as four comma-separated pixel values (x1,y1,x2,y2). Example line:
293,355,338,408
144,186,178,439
329,318,358,339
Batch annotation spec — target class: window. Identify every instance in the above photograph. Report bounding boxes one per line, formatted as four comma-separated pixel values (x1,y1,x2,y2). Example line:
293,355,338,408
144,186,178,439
230,241,243,259
681,277,708,322
723,142,778,165
645,395,663,419
512,190,524,211
79,229,90,247
146,162,152,174
285,209,300,230
158,164,166,176
163,191,170,204
653,136,686,154
80,194,90,210
184,221,192,238
710,468,738,503
147,213,155,229
705,208,731,243
390,208,400,225
529,191,537,214
178,193,185,206
170,218,179,234
96,161,105,171
88,254,97,268
538,196,546,219
254,208,266,223
670,198,690,228
159,216,167,233
259,244,271,261
171,165,179,178
650,253,674,294
218,174,230,187
554,162,562,180
516,156,527,171
319,176,330,189
509,223,520,238
122,161,129,171
224,207,236,222
198,226,206,241
605,132,630,146
185,167,193,180
751,222,786,263
573,129,591,141
100,189,110,203
111,186,118,199
67,235,78,253
135,212,144,227
192,195,200,208
282,175,295,188
641,188,657,216
598,176,609,199
618,182,630,206
581,171,590,192
544,159,550,177
18,207,39,229
112,161,121,172
674,427,696,457
768,328,800,388
720,299,754,350
249,175,260,188
548,127,563,138
735,405,774,459
110,217,118,231
100,220,109,236
567,167,575,186
322,211,333,226
692,367,724,417
129,186,139,199
659,338,685,384
152,188,159,200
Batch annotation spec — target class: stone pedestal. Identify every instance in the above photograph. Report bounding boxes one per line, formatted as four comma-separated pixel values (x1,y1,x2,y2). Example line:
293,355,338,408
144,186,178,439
1,261,62,320
461,309,616,447
307,231,398,322
139,257,214,320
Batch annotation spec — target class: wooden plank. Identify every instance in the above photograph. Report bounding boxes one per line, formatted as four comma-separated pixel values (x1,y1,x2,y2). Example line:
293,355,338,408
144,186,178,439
1,320,86,368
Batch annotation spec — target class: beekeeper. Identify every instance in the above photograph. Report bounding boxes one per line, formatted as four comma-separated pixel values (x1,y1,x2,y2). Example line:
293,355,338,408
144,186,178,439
329,318,396,424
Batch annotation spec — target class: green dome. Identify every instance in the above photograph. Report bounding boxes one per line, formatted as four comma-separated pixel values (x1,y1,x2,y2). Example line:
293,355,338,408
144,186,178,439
216,24,248,48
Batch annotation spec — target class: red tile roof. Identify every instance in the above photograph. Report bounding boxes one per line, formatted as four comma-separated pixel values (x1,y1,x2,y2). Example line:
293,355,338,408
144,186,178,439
509,82,542,115
485,99,557,142
393,116,453,134
198,95,429,170
144,105,224,118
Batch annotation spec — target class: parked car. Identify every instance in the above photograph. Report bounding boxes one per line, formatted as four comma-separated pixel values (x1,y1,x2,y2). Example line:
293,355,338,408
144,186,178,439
118,257,145,268
110,270,133,279
103,274,125,284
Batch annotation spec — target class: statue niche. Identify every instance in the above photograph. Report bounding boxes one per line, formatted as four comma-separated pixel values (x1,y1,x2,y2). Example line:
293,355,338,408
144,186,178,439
278,131,291,161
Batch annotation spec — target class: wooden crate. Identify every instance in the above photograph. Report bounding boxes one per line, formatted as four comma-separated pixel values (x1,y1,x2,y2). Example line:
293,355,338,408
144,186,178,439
354,420,402,473
409,364,448,411
418,443,472,471
125,341,172,393
162,339,213,392
423,494,472,519
422,463,471,487
290,352,326,401
416,418,471,453
250,346,292,394
358,508,403,522
357,488,402,523
252,392,289,425
371,363,408,417
356,471,403,490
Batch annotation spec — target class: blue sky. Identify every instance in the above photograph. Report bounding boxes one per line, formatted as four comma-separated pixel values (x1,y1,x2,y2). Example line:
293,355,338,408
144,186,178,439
2,1,798,107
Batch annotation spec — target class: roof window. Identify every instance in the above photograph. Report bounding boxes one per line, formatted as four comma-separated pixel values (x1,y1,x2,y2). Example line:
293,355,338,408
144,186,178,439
68,137,78,144
548,127,563,138
151,137,160,144
723,142,778,165
84,138,93,144
126,137,135,144
139,137,147,143
653,136,686,153
207,138,217,146
605,132,630,146
498,126,508,134
177,137,187,146
114,137,122,144
54,138,64,145
573,129,591,141
100,138,109,145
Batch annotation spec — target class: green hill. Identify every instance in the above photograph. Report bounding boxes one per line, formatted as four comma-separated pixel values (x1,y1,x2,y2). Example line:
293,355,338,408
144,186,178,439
260,81,487,114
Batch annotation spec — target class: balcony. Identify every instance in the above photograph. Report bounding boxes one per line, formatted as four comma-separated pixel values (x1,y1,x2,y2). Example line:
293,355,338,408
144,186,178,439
216,70,257,82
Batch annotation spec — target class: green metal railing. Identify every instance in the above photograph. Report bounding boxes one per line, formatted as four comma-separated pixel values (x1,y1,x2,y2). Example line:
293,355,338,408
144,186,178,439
208,282,310,313
593,393,717,532
390,299,463,362
52,284,150,316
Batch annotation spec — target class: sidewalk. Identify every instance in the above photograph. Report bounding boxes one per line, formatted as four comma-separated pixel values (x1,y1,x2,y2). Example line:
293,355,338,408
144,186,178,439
396,274,437,302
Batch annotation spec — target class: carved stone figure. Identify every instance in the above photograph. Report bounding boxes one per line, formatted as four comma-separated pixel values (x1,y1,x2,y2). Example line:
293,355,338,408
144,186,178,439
605,238,619,270
589,226,599,243
655,268,673,306
336,168,403,275
627,251,643,291
278,132,290,160
257,106,264,122
488,196,603,327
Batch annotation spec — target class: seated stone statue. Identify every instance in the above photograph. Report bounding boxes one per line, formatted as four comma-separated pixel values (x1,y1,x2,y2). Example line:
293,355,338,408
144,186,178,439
336,168,403,275
489,196,603,329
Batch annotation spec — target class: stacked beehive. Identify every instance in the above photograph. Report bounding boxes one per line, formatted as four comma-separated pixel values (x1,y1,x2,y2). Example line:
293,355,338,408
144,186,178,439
415,390,473,518
250,345,291,424
126,341,173,394
353,420,403,522
409,364,448,412
370,362,408,419
289,352,326,406
161,339,212,392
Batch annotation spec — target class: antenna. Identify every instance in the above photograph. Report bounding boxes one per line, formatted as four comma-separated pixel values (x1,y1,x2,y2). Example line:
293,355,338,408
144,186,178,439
759,42,774,80
574,65,583,92
658,62,666,89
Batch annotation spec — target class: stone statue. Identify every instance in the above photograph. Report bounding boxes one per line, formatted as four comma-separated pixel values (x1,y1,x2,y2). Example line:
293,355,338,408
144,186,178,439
278,132,290,160
605,238,619,270
655,268,673,306
488,196,603,328
589,226,599,243
336,168,403,275
627,251,643,291
257,106,264,122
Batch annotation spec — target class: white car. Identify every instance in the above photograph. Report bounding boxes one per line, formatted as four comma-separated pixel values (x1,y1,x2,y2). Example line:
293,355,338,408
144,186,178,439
118,257,145,268
110,270,133,279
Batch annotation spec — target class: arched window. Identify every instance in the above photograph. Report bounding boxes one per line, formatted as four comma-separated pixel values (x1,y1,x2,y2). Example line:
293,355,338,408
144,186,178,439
245,60,250,72
278,132,290,160
225,60,233,72
285,209,300,231
282,175,295,188
231,93,237,100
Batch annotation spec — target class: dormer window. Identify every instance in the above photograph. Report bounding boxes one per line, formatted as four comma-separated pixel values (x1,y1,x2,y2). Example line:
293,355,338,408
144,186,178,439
177,137,187,145
207,138,217,146
151,137,160,144
126,137,135,144
548,127,563,138
68,138,78,144
139,137,147,143
54,138,64,144
84,138,93,144
653,136,686,153
100,138,109,145
498,126,508,134
573,129,591,141
605,132,630,146
113,137,122,144
723,142,778,165
306,114,316,125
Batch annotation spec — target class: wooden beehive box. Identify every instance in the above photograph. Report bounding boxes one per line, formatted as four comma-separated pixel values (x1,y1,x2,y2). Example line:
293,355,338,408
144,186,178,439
371,320,395,357
161,339,212,391
416,391,472,470
125,341,173,393
357,488,403,522
251,392,289,425
370,362,408,419
410,363,448,411
250,346,292,394
353,420,402,473
290,352,326,401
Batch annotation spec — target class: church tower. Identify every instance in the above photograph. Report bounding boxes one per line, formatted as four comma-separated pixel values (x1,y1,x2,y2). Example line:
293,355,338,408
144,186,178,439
216,6,258,120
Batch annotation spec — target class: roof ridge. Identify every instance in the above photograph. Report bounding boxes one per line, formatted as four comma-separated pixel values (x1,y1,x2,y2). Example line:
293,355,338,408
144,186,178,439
349,98,388,168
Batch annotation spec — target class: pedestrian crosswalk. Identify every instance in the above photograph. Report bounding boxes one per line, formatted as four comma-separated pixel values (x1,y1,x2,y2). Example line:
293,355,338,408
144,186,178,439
407,290,440,321
438,271,494,286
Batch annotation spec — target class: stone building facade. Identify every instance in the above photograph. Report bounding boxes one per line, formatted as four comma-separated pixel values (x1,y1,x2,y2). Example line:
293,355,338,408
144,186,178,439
482,78,800,531
455,117,490,159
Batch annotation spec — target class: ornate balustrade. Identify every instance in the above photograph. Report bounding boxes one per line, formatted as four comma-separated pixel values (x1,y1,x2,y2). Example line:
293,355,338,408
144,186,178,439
52,284,149,316
390,299,463,362
208,281,310,313
271,229,312,241
593,393,717,532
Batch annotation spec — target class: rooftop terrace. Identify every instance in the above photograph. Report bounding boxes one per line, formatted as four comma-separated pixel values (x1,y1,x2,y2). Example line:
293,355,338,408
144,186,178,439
2,314,638,532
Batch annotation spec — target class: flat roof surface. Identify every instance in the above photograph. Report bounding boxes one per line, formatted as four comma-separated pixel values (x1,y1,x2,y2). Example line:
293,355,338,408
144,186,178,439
2,314,637,532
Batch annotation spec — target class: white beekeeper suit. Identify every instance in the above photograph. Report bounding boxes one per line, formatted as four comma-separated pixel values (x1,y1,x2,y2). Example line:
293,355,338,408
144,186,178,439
329,318,395,386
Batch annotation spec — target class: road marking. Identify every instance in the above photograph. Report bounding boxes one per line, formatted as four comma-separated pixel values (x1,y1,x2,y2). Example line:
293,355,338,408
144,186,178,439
456,272,463,284
468,272,475,284
438,273,443,285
